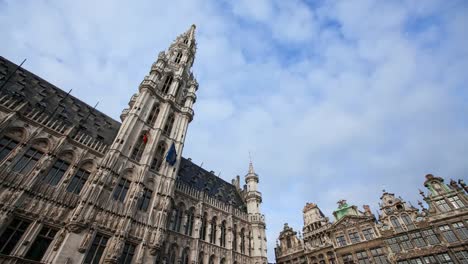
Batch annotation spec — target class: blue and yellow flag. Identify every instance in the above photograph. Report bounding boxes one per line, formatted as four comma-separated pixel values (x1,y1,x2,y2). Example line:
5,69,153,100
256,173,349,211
166,142,177,166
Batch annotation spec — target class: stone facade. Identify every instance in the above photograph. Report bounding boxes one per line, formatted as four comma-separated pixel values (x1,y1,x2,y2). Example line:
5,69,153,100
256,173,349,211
275,175,468,264
0,25,268,264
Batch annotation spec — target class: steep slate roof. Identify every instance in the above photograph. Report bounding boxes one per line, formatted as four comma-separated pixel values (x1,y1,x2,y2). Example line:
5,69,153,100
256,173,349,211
177,157,246,210
0,56,246,209
0,56,121,145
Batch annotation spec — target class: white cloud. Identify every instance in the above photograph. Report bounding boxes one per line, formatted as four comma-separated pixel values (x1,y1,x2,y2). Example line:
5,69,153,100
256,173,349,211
1,0,468,261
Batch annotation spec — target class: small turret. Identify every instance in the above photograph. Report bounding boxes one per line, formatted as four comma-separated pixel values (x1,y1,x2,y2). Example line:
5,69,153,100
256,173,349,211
244,160,268,263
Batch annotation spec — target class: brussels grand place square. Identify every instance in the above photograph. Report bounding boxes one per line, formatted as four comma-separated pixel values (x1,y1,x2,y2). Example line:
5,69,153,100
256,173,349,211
0,1,467,263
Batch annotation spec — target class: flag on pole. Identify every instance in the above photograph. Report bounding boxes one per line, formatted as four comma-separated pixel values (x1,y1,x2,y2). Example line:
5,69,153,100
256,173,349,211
166,142,177,166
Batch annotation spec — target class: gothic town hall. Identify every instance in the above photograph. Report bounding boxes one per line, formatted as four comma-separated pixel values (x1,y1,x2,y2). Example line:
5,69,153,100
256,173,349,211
0,25,268,264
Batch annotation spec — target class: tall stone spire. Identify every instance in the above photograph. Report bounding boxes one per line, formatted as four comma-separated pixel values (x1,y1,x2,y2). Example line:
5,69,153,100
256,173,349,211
68,25,199,261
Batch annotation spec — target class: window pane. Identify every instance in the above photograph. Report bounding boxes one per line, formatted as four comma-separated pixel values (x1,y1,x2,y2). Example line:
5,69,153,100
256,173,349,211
24,226,57,261
84,234,108,264
0,137,18,161
0,218,31,255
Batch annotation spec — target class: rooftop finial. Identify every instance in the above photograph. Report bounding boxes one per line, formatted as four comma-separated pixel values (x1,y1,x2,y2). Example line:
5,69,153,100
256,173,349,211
248,151,255,174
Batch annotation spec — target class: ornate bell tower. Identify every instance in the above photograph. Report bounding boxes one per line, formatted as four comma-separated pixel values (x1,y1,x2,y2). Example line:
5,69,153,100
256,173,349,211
66,25,198,263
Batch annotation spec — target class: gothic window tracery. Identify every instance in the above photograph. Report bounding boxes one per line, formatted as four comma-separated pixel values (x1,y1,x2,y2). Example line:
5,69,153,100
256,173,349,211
208,255,215,264
0,136,19,162
150,142,166,172
113,178,131,202
42,157,70,186
162,75,173,94
209,216,217,244
67,163,91,194
147,103,160,126
163,114,175,136
184,207,195,236
137,188,153,212
198,251,204,264
200,212,207,240
220,220,226,247
130,133,147,161
168,244,177,264
181,248,190,264
12,146,43,175
240,228,246,254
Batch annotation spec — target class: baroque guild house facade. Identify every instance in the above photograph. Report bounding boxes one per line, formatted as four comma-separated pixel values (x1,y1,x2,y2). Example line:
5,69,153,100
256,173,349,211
0,25,268,264
275,175,468,264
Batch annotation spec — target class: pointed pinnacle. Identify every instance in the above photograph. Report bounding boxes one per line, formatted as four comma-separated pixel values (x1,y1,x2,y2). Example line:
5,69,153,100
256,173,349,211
248,161,255,174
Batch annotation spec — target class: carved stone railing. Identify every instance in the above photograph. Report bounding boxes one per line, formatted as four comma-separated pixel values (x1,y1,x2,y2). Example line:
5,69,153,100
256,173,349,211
0,94,21,110
71,131,108,153
248,213,265,224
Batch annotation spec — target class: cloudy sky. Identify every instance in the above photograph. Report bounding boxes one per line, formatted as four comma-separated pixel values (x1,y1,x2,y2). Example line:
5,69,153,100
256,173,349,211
1,0,468,260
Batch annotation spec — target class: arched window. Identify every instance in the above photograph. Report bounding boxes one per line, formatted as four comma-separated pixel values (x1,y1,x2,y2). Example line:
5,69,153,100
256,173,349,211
113,177,131,202
163,114,175,136
175,52,182,64
181,248,190,264
162,75,173,94
220,221,226,247
208,255,215,264
168,206,178,231
150,142,166,172
198,252,204,264
137,187,153,212
0,136,19,162
168,245,177,264
232,224,237,252
42,157,70,186
67,163,91,194
174,82,183,101
240,228,245,254
130,133,147,161
200,212,207,241
175,203,185,232
147,103,160,125
12,146,44,175
220,258,226,264
401,214,414,230
209,216,217,244
391,216,403,232
185,207,195,236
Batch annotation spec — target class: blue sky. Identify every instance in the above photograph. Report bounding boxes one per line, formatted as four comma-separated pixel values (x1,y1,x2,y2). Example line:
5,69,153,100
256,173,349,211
1,0,468,261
